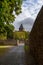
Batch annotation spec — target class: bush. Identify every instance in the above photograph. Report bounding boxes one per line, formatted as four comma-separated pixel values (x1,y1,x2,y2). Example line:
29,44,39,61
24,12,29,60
24,45,29,51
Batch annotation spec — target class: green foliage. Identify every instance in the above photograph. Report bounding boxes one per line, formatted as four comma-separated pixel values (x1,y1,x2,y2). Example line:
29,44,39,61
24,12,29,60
25,32,29,40
0,0,22,39
0,34,6,40
14,31,29,40
14,31,25,40
24,45,29,51
0,0,22,22
5,24,14,39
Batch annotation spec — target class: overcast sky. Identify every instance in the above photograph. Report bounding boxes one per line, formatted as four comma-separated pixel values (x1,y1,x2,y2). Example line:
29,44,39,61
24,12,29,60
14,0,43,31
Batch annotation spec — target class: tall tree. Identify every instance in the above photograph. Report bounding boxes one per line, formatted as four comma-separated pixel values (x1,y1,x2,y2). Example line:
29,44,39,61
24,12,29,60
0,0,22,39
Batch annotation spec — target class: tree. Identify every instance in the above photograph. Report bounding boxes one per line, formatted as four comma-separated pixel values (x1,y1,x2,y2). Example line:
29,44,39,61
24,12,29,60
5,24,14,39
0,0,22,39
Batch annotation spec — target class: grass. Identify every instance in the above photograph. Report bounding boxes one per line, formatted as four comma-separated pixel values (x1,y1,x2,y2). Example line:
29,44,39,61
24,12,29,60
0,46,14,56
0,48,8,56
0,46,14,48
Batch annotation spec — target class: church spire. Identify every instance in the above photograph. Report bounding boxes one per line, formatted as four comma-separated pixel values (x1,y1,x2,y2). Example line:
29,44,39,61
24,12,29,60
19,24,24,31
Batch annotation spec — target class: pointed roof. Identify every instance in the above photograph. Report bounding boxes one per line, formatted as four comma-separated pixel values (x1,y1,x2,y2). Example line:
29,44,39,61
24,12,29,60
19,24,24,31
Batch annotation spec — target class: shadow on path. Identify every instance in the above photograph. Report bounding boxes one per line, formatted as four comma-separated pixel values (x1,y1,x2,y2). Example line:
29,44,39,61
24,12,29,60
0,45,36,65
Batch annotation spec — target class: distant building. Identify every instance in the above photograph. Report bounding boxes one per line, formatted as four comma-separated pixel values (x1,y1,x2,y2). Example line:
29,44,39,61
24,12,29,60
19,24,24,31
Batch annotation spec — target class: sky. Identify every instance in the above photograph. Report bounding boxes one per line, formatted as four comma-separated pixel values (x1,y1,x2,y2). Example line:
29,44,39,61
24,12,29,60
14,0,43,32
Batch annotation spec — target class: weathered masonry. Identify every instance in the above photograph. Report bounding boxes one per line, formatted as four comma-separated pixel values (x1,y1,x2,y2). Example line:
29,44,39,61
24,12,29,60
29,6,43,65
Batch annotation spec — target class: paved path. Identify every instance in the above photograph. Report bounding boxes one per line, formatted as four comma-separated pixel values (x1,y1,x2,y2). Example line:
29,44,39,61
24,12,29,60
1,45,36,65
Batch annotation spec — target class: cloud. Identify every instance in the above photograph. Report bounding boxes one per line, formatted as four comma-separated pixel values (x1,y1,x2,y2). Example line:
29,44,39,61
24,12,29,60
14,0,43,31
14,18,34,32
23,0,43,18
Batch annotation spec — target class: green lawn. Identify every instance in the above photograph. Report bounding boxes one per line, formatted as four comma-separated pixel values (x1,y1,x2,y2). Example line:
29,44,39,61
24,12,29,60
0,46,14,56
0,46,14,48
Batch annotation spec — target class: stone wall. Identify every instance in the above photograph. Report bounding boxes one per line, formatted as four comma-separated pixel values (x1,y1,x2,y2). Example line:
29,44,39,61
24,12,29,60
0,39,17,45
29,6,43,65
